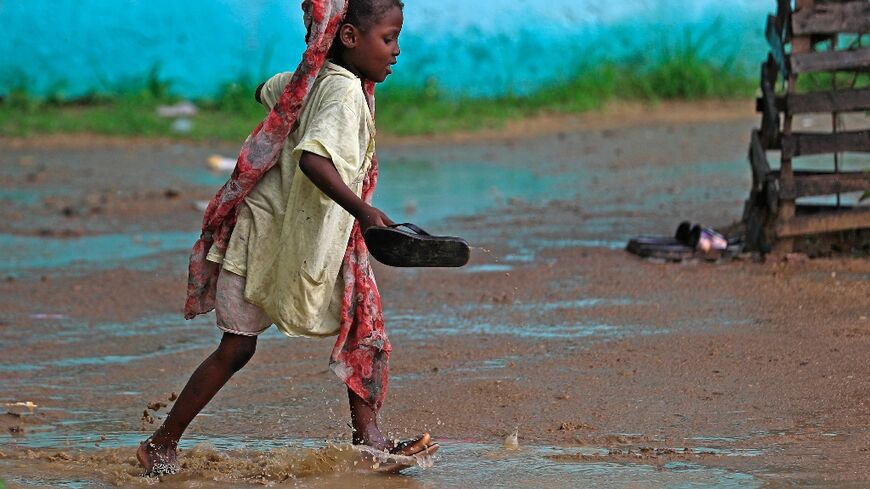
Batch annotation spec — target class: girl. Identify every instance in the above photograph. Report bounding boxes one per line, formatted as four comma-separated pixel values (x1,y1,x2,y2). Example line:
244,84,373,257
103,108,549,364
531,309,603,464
137,0,436,475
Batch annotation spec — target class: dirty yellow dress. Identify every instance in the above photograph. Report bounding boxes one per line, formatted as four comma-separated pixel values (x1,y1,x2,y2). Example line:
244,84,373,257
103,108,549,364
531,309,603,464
206,62,375,337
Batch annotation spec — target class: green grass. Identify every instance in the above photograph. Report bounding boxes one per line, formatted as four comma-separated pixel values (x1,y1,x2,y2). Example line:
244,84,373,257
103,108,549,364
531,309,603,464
377,51,756,135
0,46,756,141
0,75,266,141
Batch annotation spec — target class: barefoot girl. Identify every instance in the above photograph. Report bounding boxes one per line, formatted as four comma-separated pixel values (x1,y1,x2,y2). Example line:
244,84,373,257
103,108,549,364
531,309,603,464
138,0,436,474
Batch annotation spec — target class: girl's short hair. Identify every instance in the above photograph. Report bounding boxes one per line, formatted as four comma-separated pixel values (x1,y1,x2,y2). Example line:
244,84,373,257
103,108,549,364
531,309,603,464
344,0,404,32
305,0,403,44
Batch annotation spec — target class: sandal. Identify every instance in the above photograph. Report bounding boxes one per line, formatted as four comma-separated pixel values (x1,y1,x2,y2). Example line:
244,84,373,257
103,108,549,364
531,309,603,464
675,221,729,253
364,223,470,268
390,433,435,456
625,236,695,261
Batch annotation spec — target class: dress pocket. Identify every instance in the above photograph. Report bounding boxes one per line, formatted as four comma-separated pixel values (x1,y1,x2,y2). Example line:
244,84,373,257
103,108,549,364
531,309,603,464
300,261,328,286
291,264,332,331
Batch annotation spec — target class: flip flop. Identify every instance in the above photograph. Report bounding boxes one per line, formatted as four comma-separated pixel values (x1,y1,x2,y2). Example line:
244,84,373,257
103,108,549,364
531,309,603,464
383,443,439,473
390,433,432,456
625,236,695,261
364,223,470,268
353,442,440,474
675,221,694,245
675,221,729,252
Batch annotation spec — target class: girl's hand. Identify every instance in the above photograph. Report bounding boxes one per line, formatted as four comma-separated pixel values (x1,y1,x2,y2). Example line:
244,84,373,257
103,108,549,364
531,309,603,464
357,205,394,233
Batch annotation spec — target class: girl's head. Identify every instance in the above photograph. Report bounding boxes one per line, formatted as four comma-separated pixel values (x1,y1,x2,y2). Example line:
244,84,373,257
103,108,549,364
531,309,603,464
330,0,404,83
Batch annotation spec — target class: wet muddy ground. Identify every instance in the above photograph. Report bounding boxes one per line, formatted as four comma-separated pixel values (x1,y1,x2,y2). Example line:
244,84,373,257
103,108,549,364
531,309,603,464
1,104,870,487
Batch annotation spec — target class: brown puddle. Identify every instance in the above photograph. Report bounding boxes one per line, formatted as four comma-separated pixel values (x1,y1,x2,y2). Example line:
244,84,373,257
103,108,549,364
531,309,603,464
0,433,760,488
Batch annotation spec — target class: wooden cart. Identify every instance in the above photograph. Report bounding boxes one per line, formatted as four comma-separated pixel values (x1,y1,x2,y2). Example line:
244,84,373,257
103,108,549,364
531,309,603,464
743,0,870,254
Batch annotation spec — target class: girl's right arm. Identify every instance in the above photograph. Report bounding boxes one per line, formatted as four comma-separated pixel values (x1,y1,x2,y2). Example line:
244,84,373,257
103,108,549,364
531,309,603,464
299,151,394,232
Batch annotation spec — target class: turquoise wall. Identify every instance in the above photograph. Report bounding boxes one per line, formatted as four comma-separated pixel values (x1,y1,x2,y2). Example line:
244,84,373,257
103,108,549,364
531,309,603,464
0,0,771,99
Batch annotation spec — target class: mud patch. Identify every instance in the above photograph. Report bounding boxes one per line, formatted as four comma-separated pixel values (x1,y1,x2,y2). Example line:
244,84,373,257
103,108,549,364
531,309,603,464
0,438,761,488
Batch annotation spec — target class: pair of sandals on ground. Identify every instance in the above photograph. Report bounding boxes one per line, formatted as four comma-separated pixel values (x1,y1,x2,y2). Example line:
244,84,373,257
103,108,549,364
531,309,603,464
626,221,736,261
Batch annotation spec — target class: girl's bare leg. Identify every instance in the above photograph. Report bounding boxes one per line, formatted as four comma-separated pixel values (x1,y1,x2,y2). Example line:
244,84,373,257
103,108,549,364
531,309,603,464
348,387,433,455
138,332,257,471
348,387,390,450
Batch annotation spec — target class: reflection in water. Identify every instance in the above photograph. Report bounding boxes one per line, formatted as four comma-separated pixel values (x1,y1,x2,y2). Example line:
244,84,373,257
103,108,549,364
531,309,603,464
0,232,196,273
375,159,560,225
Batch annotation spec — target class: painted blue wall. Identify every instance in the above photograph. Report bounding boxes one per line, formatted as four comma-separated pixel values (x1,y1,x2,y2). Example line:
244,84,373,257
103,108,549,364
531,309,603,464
0,0,771,99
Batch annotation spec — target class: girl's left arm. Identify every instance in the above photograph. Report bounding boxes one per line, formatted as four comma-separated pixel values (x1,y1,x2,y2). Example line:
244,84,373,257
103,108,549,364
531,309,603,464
299,151,394,232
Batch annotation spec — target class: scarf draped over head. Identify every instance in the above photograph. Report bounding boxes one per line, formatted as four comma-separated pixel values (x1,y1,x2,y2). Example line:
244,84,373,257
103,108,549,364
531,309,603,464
184,0,390,410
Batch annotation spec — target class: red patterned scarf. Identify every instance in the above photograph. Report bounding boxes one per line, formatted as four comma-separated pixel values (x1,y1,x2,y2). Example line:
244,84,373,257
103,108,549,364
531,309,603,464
184,0,390,410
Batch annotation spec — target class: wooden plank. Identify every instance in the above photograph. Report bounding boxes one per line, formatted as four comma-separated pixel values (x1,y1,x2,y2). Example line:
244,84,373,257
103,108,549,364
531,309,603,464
792,1,870,36
757,87,870,114
766,15,790,79
795,0,815,13
760,61,781,148
749,130,772,190
749,130,780,213
776,206,870,237
791,46,870,73
795,172,870,197
776,0,792,38
763,54,780,88
778,171,870,199
742,196,774,253
779,3,807,246
781,129,870,158
766,174,780,216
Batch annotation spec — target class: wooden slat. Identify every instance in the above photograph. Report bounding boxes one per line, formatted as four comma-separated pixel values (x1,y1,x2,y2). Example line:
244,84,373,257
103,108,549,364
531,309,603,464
792,1,870,36
766,15,790,79
781,129,870,158
778,171,870,199
758,87,870,114
749,128,778,214
776,206,870,237
791,46,870,73
776,0,792,38
743,194,776,253
760,60,781,148
749,130,772,191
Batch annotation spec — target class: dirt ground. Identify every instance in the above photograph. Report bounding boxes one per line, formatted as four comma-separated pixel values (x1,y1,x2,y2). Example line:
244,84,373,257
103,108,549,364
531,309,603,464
1,100,870,487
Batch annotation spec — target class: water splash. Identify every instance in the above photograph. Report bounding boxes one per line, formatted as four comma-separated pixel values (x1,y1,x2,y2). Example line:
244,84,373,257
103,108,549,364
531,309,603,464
0,435,762,488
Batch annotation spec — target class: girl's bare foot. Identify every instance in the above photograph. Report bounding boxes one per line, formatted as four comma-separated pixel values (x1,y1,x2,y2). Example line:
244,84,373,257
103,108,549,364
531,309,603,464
352,423,391,451
347,387,437,456
137,437,179,476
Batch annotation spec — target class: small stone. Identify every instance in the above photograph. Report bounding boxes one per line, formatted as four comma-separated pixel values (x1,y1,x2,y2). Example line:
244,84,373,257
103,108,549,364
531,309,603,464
147,401,167,411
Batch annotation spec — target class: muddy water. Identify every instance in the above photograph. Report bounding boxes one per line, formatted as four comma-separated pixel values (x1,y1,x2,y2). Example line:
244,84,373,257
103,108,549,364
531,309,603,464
0,232,194,274
1,433,761,488
3,119,870,486
1,135,758,487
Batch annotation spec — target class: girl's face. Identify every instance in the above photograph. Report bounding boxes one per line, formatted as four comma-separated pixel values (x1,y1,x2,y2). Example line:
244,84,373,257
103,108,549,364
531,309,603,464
338,6,403,83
